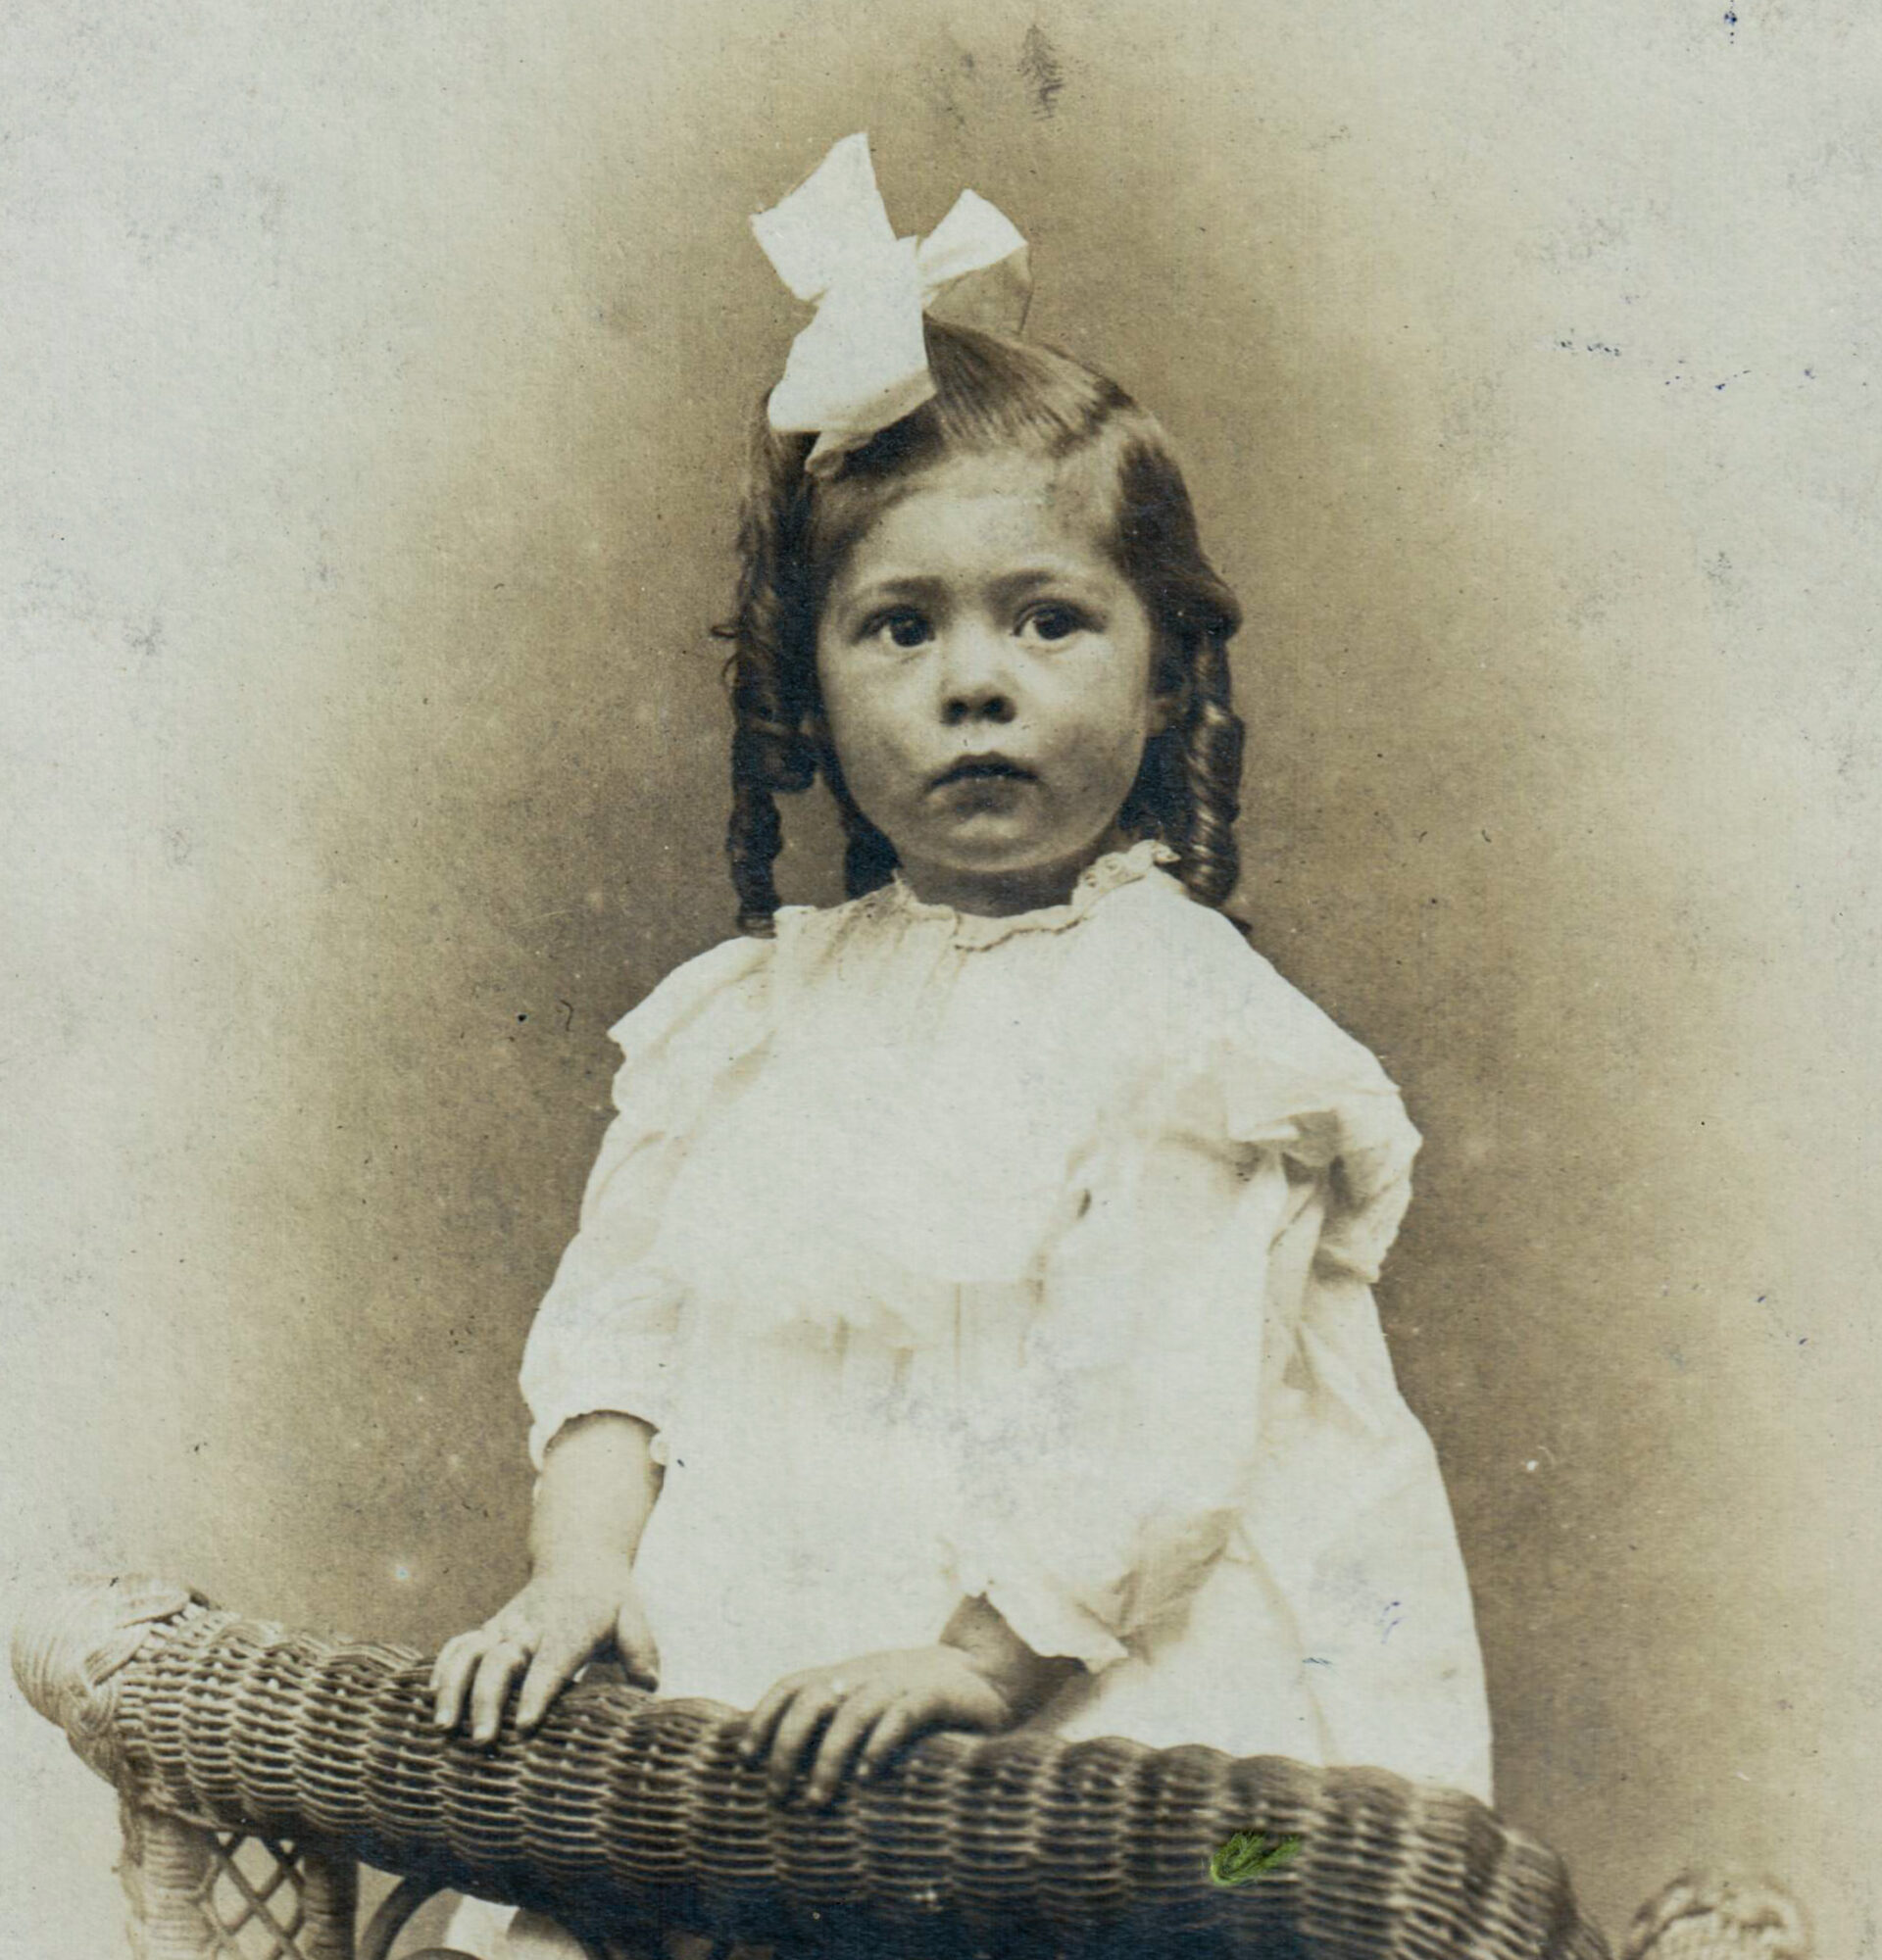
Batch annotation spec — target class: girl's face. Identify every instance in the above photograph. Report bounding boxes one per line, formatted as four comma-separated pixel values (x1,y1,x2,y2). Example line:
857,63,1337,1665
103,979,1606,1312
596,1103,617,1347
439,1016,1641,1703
815,451,1167,917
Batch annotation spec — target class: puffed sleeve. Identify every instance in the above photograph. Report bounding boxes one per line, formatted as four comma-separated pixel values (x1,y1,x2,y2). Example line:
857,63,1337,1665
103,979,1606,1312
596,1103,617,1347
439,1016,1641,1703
940,938,1421,1672
518,934,773,1470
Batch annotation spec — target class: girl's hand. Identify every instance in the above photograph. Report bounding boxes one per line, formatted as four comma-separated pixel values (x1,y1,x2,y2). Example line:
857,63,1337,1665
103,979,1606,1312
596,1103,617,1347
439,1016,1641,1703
428,1552,661,1745
739,1644,1019,1809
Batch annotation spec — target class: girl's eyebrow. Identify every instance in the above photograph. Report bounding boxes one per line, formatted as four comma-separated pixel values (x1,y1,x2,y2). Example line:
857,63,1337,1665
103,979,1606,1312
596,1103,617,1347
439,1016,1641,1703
844,564,1111,609
842,574,948,608
988,564,1111,603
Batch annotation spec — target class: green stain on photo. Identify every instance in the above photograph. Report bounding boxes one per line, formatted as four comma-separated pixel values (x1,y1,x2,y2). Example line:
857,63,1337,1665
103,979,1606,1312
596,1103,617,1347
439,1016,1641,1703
1208,1829,1303,1886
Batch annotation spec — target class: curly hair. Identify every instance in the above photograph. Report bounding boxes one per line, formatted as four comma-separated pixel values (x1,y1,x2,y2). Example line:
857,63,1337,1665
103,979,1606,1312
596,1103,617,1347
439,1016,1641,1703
715,320,1245,935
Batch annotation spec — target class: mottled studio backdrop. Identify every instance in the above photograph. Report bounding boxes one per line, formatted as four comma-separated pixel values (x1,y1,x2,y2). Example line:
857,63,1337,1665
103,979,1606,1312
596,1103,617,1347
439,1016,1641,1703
6,2,1879,1954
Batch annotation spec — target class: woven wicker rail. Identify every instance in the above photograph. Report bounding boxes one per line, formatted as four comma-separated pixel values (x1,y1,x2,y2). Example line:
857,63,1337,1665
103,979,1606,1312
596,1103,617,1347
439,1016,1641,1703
11,1575,1778,1960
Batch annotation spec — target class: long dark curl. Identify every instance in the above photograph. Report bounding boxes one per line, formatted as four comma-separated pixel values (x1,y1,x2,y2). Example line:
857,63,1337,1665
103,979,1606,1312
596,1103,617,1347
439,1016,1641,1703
714,321,1246,935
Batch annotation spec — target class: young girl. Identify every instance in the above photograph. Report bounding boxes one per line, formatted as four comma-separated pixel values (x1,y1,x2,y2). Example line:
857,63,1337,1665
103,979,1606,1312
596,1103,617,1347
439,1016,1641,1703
430,134,1492,1956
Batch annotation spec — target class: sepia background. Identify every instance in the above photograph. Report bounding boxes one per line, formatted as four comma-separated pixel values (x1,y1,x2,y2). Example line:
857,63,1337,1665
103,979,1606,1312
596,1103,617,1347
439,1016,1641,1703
6,1,1878,1953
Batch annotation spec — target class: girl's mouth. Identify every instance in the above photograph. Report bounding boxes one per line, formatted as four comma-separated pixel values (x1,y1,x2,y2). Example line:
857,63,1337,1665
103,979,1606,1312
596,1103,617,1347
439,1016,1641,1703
930,755,1037,789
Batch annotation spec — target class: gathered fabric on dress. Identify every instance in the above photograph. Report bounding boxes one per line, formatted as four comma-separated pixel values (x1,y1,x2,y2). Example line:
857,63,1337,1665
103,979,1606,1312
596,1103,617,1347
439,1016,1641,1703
519,840,1493,1804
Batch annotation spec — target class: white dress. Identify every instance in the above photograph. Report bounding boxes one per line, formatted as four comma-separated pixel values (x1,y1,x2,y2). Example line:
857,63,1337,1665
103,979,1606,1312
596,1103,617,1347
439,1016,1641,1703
516,840,1493,1801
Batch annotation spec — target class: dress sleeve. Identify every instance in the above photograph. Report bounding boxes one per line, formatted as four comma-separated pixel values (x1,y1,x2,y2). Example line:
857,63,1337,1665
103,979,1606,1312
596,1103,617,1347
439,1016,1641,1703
941,971,1421,1673
518,934,772,1470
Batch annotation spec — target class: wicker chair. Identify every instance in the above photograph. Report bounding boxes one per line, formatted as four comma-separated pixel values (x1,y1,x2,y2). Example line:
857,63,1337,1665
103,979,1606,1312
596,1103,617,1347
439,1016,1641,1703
11,1576,1806,1960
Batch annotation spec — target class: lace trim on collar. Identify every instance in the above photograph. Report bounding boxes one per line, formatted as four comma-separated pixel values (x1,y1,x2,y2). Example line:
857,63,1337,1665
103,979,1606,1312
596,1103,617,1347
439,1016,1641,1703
872,838,1180,951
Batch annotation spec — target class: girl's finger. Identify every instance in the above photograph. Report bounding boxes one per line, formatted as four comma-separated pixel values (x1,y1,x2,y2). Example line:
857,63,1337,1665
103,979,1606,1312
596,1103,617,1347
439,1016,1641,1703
514,1627,592,1734
764,1685,842,1803
430,1628,484,1688
430,1633,490,1730
467,1641,531,1745
612,1596,662,1693
740,1677,807,1766
854,1698,923,1784
613,1598,662,1692
803,1691,890,1809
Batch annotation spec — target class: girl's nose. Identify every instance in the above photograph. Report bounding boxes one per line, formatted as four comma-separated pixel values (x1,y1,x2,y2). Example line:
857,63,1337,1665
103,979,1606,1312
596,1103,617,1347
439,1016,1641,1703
938,624,1017,726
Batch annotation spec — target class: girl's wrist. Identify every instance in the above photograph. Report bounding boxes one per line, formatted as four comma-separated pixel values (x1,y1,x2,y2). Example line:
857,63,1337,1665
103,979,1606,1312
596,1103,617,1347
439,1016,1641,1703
526,1539,638,1591
946,1646,1021,1726
527,1413,661,1579
940,1595,1080,1716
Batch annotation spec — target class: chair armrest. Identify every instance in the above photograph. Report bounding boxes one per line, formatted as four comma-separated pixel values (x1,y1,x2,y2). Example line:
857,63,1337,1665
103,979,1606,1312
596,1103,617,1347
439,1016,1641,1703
14,1573,1608,1960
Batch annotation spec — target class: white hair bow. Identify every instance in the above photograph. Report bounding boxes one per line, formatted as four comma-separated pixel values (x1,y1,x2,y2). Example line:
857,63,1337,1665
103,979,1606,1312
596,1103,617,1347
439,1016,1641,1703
751,134,1031,477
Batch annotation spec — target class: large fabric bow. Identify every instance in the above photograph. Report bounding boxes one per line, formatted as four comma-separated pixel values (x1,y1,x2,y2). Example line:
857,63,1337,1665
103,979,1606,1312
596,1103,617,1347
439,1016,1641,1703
751,133,1031,476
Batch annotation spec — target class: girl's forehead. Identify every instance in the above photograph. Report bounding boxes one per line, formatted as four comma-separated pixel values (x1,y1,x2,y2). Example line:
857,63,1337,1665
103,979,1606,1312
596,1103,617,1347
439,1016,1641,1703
842,450,1116,567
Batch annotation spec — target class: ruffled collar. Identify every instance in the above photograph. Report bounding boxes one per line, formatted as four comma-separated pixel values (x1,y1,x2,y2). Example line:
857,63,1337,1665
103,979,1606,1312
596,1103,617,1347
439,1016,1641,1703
877,838,1179,952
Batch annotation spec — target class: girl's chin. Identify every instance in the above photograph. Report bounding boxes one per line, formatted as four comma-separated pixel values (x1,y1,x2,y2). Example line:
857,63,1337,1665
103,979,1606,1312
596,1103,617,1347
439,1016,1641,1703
895,839,1113,915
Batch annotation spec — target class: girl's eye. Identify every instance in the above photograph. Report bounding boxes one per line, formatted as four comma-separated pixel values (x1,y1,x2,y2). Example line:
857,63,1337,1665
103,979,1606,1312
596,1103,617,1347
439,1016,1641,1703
1022,605,1086,643
868,610,931,650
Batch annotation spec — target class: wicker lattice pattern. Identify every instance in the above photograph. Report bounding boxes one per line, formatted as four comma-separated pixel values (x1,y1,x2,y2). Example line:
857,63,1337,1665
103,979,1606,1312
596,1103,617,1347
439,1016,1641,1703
115,1798,357,1960
15,1577,1610,1960
1619,1878,1810,1960
205,1836,309,1957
